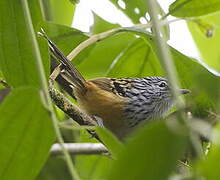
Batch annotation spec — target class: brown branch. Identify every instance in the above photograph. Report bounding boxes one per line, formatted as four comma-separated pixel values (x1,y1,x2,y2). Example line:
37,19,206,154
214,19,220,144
49,87,105,143
49,87,97,126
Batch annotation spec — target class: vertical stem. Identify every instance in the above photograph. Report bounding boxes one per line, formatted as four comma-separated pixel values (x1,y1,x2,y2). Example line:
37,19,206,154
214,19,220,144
147,0,203,156
147,0,185,110
21,0,81,179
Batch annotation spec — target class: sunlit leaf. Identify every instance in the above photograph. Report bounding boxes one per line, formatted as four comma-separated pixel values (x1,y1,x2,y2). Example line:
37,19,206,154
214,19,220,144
188,14,220,72
192,19,214,38
169,0,220,17
92,13,120,34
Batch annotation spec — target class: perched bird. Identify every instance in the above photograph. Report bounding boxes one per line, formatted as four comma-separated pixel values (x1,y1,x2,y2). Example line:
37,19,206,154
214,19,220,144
39,30,190,139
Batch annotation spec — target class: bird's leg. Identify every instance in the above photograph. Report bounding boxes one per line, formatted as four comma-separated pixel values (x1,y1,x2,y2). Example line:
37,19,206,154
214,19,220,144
92,115,105,128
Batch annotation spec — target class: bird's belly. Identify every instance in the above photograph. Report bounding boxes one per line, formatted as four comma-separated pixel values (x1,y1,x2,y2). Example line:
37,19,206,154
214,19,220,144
76,85,129,138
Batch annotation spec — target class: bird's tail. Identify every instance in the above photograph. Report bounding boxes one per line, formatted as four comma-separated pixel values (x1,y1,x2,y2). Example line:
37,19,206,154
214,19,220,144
38,28,86,92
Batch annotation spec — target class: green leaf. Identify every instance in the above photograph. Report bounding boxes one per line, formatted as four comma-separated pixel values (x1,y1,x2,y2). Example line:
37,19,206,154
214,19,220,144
47,0,75,26
92,13,120,34
170,47,220,116
0,87,54,180
42,22,95,65
96,127,124,158
108,121,187,180
0,0,49,88
75,130,113,180
107,38,164,78
188,14,220,72
76,155,112,180
37,157,72,180
169,0,220,17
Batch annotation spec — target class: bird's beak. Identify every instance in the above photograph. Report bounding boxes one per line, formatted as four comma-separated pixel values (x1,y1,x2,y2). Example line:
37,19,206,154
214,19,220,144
179,89,191,94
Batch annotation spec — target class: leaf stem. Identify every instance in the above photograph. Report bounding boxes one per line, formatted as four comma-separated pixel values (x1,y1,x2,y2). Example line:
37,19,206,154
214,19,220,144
21,0,81,179
67,18,180,61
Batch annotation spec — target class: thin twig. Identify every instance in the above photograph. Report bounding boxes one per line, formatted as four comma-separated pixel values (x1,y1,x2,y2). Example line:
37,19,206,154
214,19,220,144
49,64,64,86
67,19,180,62
21,1,80,179
178,160,191,169
51,143,108,156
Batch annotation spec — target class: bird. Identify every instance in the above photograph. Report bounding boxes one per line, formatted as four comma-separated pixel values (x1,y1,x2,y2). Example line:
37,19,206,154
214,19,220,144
39,30,190,139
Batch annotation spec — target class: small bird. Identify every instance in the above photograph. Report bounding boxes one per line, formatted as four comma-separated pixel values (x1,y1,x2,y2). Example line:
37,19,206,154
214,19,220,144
39,30,190,139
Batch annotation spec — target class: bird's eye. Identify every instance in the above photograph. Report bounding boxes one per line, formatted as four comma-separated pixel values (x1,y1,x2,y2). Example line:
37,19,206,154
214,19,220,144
159,82,167,87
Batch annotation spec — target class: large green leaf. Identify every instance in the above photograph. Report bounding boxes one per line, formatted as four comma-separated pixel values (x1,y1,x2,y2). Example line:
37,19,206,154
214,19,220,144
0,0,49,88
169,0,220,17
107,38,164,78
188,14,220,72
170,48,220,116
0,88,54,180
107,121,187,180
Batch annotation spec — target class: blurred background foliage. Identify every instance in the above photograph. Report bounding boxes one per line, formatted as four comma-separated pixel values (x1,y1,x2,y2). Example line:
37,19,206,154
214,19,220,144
0,0,220,180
